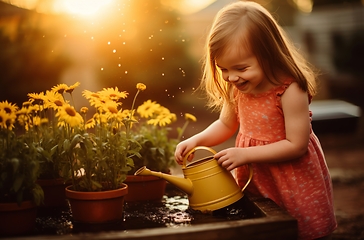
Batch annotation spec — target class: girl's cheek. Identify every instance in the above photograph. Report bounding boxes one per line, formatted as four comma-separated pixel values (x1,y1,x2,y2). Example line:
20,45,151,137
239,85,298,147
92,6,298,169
241,71,254,79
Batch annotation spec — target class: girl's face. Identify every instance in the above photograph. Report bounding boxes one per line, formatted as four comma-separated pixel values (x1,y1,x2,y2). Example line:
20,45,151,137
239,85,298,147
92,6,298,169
216,45,273,94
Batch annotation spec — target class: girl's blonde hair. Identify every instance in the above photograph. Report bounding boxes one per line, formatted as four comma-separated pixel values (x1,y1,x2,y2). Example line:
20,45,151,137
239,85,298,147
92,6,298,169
200,1,317,110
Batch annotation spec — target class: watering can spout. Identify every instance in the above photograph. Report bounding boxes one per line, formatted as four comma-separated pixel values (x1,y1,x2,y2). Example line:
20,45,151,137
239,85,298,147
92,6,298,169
134,167,193,195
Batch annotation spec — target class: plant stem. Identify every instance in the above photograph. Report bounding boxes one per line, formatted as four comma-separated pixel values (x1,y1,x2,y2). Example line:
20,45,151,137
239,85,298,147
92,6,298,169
130,90,140,114
177,120,189,141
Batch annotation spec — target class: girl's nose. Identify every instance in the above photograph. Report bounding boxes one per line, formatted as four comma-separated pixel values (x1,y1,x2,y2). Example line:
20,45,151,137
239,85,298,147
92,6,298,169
227,74,239,82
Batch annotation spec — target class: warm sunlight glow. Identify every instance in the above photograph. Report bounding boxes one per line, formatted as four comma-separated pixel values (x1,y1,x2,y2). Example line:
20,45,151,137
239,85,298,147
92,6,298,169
184,0,216,14
2,0,114,16
293,0,313,13
161,0,216,15
53,0,113,16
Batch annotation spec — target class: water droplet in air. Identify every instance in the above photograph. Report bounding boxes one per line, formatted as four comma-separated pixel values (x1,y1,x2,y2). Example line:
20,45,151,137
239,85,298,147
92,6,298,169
108,42,111,45
101,68,104,71
125,71,128,74
162,57,165,60
113,49,116,53
162,73,164,76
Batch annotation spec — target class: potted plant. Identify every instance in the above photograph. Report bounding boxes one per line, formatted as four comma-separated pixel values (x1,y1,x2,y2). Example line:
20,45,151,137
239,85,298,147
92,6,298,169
9,82,140,223
24,86,80,208
0,101,44,236
47,83,147,224
125,100,197,202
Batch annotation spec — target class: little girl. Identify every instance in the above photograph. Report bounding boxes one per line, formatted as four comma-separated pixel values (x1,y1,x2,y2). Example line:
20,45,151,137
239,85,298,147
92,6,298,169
175,1,337,239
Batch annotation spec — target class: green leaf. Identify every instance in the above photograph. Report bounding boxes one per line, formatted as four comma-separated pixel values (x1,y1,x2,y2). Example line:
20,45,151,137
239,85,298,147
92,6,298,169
12,174,24,192
70,134,83,150
50,145,58,156
10,158,19,173
63,139,70,152
32,184,44,206
91,180,102,190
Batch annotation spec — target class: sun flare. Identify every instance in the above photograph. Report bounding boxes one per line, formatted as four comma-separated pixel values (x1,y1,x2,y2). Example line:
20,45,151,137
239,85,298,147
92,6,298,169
53,0,113,16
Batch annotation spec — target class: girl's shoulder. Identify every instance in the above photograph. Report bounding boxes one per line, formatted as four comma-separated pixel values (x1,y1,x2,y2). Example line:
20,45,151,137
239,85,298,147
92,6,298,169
276,79,295,96
281,81,311,104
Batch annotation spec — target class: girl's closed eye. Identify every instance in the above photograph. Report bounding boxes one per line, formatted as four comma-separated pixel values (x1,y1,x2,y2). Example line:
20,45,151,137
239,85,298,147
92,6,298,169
217,66,227,72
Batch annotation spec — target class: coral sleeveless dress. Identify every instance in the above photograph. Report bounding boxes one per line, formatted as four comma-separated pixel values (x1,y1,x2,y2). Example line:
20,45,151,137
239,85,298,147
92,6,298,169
235,81,337,239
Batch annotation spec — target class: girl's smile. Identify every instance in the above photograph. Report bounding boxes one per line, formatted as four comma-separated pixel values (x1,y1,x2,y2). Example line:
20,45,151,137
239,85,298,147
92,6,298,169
233,79,248,91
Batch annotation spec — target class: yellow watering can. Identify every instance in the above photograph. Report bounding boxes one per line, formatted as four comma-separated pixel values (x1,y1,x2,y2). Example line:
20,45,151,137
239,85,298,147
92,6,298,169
134,146,253,212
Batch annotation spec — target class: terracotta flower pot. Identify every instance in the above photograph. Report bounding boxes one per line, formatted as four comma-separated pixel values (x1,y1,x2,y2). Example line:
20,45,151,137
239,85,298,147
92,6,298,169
124,175,166,202
37,178,69,207
0,200,37,236
65,184,128,224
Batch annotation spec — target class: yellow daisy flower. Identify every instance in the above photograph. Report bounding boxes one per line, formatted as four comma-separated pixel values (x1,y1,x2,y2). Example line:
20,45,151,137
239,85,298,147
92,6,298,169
137,100,161,118
101,100,120,114
52,83,68,94
56,103,83,127
170,113,177,122
16,107,31,130
147,108,175,127
31,116,42,127
99,87,128,101
119,109,133,120
85,117,96,129
66,82,80,94
0,110,8,129
27,92,46,105
27,104,41,115
22,101,32,107
40,118,49,125
44,90,65,110
0,100,18,118
136,83,146,91
147,116,168,127
83,90,103,108
185,113,197,122
80,107,88,114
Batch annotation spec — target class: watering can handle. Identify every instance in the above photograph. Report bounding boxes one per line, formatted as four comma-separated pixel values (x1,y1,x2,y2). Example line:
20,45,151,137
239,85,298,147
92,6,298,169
182,146,253,193
241,163,253,193
182,146,217,169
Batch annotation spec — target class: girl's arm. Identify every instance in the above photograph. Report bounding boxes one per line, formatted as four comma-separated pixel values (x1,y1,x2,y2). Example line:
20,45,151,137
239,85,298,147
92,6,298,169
215,82,311,171
174,103,239,164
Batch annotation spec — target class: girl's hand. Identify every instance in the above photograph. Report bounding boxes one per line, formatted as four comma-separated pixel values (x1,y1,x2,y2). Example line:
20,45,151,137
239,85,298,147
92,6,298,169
174,139,197,165
215,147,247,171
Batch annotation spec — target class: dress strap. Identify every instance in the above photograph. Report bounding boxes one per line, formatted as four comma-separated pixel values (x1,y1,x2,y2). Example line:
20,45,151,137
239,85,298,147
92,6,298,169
275,79,293,114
